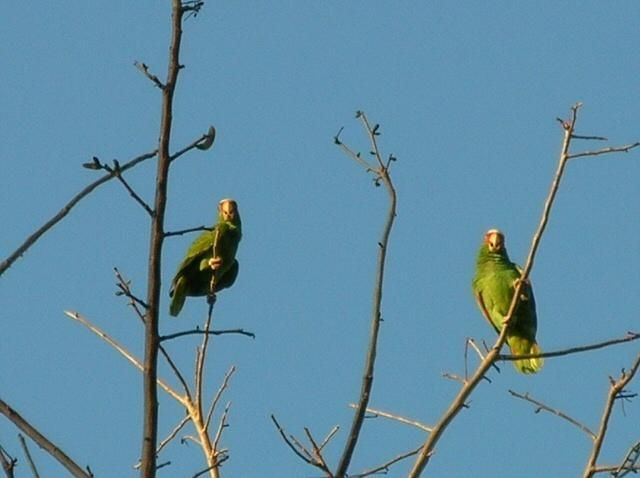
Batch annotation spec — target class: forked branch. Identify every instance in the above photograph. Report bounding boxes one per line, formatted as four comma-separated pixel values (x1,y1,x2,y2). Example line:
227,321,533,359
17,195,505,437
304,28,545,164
583,353,640,478
509,390,596,439
334,112,398,477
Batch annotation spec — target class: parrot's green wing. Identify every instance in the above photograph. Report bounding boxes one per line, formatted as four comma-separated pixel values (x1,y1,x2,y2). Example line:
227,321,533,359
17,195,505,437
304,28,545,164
472,230,543,374
169,229,216,317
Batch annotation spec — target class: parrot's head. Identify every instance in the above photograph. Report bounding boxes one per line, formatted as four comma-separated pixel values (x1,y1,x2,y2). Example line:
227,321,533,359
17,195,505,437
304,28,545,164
218,198,239,223
484,229,505,253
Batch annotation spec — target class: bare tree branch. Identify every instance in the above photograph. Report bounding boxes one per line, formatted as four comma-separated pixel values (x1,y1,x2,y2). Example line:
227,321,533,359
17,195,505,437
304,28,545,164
591,440,640,476
134,61,165,89
508,390,596,439
583,352,640,478
352,446,422,478
160,328,255,342
270,415,327,471
592,464,640,476
205,367,236,434
211,402,232,457
64,310,188,405
134,415,190,470
109,163,155,216
571,133,608,141
348,403,432,432
18,434,40,478
568,142,640,160
114,267,149,311
304,428,333,477
140,2,189,475
334,111,398,478
164,225,212,238
0,444,16,478
0,400,92,478
500,331,640,362
318,426,340,452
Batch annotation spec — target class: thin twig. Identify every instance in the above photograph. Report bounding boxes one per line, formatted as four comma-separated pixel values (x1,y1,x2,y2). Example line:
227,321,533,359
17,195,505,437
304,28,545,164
500,331,640,361
572,134,608,141
270,415,316,466
114,267,149,311
205,366,236,434
442,372,467,384
134,61,165,89
165,225,211,238
211,402,232,455
18,434,40,478
192,464,219,478
508,390,596,439
160,328,255,342
613,440,640,477
134,415,190,469
109,164,154,216
349,403,432,432
591,464,640,476
318,425,340,452
64,310,187,405
334,127,372,171
0,400,92,478
335,112,398,478
568,142,640,160
465,337,499,379
352,446,423,478
591,440,640,477
195,312,214,432
304,428,333,477
583,352,640,478
0,445,16,478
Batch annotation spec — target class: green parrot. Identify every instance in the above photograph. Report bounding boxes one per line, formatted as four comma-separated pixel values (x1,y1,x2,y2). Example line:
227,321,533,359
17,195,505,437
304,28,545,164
472,229,543,374
169,198,242,317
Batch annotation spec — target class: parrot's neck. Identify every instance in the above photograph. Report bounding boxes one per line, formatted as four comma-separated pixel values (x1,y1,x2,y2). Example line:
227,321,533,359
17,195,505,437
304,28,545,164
476,247,511,268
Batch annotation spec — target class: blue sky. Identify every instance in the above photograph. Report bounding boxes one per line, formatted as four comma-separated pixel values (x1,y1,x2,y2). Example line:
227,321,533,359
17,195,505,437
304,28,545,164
2,2,639,477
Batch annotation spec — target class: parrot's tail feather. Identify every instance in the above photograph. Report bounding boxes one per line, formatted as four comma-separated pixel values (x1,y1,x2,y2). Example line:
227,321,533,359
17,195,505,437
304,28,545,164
169,277,186,317
508,337,544,374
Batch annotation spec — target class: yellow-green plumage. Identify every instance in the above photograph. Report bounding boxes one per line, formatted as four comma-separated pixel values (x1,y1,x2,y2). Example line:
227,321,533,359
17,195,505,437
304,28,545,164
169,199,242,317
472,229,543,374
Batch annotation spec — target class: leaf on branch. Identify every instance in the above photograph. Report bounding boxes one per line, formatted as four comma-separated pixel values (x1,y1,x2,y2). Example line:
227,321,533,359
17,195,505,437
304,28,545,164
82,156,103,170
195,126,216,151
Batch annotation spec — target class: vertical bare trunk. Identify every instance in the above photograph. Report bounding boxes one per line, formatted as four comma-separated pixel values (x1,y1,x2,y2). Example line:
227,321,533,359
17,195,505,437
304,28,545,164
140,2,184,477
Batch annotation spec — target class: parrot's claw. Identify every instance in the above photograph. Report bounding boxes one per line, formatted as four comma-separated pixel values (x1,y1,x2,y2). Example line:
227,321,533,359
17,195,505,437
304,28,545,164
209,257,223,270
207,293,217,305
513,278,531,302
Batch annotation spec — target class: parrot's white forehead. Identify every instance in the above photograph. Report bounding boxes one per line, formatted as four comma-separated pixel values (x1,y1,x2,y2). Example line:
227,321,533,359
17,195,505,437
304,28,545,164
219,198,236,206
485,228,503,236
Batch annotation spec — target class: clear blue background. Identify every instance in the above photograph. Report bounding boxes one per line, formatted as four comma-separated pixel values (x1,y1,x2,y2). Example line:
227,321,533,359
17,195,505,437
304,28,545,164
2,2,639,477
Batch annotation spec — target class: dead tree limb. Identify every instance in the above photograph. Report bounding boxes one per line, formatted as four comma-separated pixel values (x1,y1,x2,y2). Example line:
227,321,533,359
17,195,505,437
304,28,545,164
0,399,92,478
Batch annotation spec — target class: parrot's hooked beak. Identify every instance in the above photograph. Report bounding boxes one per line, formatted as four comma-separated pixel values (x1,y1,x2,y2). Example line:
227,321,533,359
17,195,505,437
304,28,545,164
485,229,504,252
